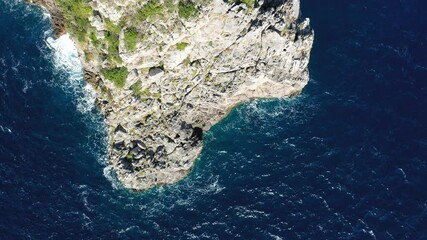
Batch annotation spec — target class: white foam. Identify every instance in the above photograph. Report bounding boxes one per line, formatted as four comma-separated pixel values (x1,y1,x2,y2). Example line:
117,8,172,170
22,79,32,93
77,84,97,113
42,11,51,20
119,226,134,234
47,34,82,79
103,166,121,190
397,168,407,180
45,34,110,175
195,175,224,194
0,125,12,134
46,34,96,113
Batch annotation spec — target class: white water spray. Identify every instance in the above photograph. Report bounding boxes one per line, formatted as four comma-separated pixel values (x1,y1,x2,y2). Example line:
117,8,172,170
47,34,81,74
46,33,96,113
46,33,111,183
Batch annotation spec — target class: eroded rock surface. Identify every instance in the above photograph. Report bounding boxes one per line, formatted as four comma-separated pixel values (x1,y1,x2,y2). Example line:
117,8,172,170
26,0,66,36
30,0,314,190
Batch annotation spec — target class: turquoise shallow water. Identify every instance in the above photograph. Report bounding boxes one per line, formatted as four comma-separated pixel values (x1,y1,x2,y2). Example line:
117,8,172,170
1,0,427,239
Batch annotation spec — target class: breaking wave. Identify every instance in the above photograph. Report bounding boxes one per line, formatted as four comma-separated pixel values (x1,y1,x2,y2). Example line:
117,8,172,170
46,33,96,114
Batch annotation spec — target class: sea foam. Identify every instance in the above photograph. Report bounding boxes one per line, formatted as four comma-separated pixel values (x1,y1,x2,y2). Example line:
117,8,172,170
46,33,96,114
46,33,81,76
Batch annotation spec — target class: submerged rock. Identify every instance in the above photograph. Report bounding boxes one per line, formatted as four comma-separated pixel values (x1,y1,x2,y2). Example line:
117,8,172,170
29,0,314,190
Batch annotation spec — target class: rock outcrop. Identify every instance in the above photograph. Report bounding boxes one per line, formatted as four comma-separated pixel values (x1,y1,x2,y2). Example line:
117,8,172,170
29,0,314,190
26,0,66,36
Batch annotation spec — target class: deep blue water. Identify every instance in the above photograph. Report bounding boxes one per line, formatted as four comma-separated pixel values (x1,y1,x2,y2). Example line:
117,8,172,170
1,0,427,239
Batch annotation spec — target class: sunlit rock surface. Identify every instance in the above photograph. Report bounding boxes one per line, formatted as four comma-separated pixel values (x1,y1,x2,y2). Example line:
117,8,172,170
29,0,314,190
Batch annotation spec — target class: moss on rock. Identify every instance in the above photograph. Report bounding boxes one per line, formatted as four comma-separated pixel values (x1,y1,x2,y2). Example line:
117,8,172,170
102,67,128,88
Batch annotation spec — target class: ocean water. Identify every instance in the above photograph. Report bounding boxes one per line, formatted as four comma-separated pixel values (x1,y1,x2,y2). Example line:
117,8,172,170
1,0,426,239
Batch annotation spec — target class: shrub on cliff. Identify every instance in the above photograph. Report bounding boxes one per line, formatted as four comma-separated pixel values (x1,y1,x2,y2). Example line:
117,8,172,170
105,32,121,64
56,0,92,42
102,67,128,88
178,1,198,19
105,18,122,35
131,81,142,96
124,28,139,51
226,0,255,8
104,19,123,64
138,0,164,20
176,42,189,51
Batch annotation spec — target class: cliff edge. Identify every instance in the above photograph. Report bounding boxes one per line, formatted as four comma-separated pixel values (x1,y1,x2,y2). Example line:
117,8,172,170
28,0,314,190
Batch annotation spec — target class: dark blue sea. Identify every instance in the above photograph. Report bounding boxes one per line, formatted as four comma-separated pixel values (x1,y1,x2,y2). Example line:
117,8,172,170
1,0,427,239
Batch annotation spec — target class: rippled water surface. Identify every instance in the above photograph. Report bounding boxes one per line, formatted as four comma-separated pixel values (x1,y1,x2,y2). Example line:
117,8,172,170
1,0,426,239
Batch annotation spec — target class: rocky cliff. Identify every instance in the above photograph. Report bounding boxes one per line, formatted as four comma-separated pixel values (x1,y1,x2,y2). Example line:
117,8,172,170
28,0,314,190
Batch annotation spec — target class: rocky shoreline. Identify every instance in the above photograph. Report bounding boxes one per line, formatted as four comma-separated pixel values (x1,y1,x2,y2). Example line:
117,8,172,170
26,0,65,36
27,0,314,191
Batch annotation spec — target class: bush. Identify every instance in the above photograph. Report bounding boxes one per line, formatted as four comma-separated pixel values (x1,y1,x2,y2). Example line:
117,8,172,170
56,0,93,42
89,31,100,47
103,19,123,63
105,18,122,35
178,1,198,19
124,28,139,51
138,0,164,20
105,32,121,63
226,0,255,7
241,0,255,7
102,67,128,88
176,42,189,51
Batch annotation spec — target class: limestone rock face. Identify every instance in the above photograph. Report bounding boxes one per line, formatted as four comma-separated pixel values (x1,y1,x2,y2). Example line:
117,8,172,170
33,0,314,190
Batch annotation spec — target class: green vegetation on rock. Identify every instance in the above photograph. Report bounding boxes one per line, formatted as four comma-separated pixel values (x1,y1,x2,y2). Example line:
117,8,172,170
226,0,255,8
178,1,198,19
152,92,161,99
131,81,142,96
104,19,123,64
102,67,128,88
183,56,191,66
138,0,164,20
105,33,121,64
55,0,92,42
89,31,100,47
141,88,151,97
176,42,189,51
241,0,255,7
131,82,154,98
124,28,139,51
105,18,122,35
